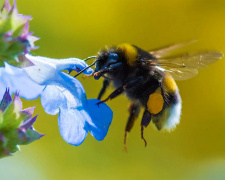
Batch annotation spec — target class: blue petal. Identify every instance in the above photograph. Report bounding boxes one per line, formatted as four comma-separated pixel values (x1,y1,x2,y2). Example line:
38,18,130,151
58,108,88,146
57,72,87,105
41,85,67,115
57,100,113,145
59,58,94,75
85,99,113,141
0,63,44,100
42,72,113,145
41,72,87,115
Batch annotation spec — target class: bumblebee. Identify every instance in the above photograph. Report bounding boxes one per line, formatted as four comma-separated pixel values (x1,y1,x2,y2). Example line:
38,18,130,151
75,42,223,148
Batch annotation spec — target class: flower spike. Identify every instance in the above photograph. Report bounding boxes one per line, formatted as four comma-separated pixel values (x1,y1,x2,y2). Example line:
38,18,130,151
0,0,38,67
0,89,44,158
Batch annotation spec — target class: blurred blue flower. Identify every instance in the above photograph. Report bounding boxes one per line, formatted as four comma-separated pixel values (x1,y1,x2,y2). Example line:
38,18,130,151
20,54,113,145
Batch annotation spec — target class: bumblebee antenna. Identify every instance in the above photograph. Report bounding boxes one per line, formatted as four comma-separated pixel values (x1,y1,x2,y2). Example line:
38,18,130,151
74,59,98,78
83,56,97,61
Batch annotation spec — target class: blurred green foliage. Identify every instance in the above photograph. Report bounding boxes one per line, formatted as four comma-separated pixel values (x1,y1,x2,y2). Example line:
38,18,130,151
0,0,225,179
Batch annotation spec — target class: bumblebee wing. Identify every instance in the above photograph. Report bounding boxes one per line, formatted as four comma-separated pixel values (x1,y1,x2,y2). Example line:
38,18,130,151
156,65,199,80
149,40,197,58
143,51,223,80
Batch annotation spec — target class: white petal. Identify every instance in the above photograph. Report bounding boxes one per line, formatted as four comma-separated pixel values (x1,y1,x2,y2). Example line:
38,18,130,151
23,54,93,85
23,55,58,85
0,64,44,100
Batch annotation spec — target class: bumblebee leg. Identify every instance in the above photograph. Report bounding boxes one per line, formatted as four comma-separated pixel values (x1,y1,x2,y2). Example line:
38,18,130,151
124,102,140,151
97,79,110,100
141,126,147,147
140,110,151,147
96,86,125,105
94,62,122,77
97,76,144,105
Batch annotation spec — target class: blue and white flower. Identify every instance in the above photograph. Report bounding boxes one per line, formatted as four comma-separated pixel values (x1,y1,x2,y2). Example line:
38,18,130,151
20,54,113,145
0,0,113,146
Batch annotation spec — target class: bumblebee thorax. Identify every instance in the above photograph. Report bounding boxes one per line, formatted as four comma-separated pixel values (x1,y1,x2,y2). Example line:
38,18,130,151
117,43,138,66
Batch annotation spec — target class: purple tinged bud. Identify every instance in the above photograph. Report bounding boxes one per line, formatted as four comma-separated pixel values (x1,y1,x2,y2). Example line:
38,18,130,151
2,0,11,12
19,115,38,132
0,0,38,67
0,88,12,111
13,92,23,112
12,0,18,14
3,31,13,41
0,133,5,142
20,107,35,120
22,21,29,35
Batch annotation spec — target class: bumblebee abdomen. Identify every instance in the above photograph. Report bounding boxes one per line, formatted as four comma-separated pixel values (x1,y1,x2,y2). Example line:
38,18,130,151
151,89,182,131
146,73,181,131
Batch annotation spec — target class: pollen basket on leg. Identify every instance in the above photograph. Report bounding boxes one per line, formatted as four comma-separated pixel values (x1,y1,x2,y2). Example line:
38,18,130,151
147,89,164,114
117,43,137,66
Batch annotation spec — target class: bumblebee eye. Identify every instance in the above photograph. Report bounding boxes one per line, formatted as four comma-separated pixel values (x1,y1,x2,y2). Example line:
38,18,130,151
109,53,118,60
106,53,118,66
95,61,100,71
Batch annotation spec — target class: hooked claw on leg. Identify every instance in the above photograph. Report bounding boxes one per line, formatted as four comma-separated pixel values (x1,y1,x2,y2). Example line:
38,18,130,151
82,72,94,79
141,126,147,147
96,97,110,106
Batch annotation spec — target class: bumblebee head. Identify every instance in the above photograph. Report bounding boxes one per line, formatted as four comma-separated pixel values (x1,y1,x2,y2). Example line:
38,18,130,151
94,50,119,80
74,48,119,79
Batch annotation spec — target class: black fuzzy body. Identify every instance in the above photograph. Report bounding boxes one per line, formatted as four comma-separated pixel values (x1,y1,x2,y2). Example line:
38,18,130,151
95,44,180,107
95,45,162,107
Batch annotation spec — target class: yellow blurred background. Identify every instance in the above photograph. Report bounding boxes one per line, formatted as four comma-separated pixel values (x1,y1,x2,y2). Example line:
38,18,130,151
1,0,225,179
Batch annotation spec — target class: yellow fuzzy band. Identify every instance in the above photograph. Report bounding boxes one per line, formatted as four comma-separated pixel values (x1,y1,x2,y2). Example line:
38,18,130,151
117,43,137,66
163,73,177,93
